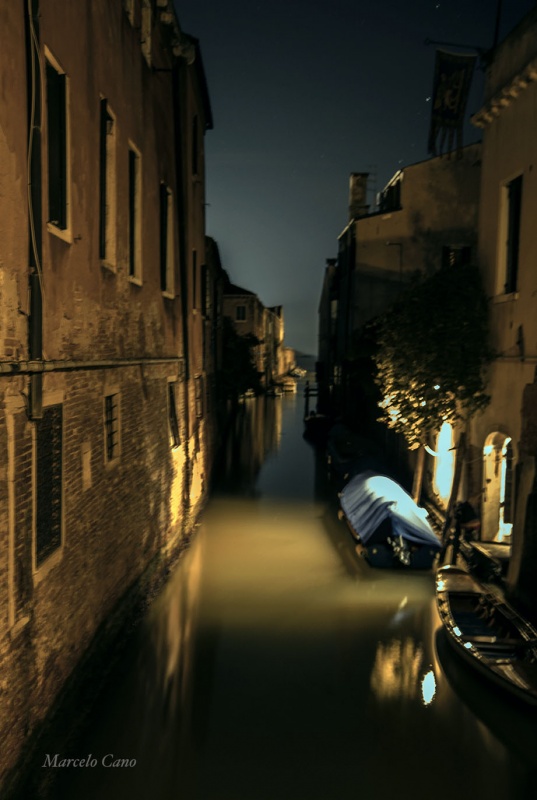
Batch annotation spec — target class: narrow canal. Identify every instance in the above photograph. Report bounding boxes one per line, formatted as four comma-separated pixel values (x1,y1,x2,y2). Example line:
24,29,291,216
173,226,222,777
42,383,535,800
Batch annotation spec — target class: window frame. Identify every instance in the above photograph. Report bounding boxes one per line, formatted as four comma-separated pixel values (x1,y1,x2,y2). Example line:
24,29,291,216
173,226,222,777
45,46,71,243
497,173,523,297
99,98,117,270
128,142,143,285
236,305,246,322
160,182,175,297
167,380,181,449
33,396,65,579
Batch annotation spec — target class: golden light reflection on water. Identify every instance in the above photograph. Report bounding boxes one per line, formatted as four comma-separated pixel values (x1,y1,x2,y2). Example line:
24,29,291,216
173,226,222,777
369,637,425,701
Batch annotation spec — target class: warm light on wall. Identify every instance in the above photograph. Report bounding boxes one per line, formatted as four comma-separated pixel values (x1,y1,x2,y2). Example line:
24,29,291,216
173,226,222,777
433,422,455,504
498,437,513,542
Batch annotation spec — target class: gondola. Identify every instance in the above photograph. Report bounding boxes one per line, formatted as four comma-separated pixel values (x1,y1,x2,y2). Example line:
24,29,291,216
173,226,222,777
303,411,332,443
338,471,441,568
435,564,537,706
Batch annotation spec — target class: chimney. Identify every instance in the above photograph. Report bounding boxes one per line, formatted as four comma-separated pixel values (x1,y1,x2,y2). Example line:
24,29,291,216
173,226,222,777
349,172,369,220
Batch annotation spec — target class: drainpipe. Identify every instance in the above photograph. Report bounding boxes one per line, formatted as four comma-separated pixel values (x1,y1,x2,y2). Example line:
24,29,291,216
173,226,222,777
172,58,193,521
25,0,43,418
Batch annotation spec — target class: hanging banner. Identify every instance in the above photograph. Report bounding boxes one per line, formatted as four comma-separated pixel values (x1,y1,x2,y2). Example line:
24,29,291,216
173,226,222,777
428,49,476,157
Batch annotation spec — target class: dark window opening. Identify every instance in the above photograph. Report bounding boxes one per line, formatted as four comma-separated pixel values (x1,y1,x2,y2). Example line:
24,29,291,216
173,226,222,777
128,149,138,277
192,250,197,308
236,305,246,321
36,404,63,567
99,99,113,259
442,245,471,269
168,383,180,448
46,60,67,229
160,183,169,292
195,376,204,419
505,175,522,294
192,115,199,176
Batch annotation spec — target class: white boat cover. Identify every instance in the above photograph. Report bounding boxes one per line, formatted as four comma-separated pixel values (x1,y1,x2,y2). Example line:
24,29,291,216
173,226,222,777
340,471,441,548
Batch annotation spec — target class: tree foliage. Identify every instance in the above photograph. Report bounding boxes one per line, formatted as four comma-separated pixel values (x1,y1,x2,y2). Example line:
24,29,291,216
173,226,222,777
374,263,493,448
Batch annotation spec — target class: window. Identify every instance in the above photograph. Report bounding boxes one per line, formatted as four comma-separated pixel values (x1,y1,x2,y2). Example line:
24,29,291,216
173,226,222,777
160,183,174,295
168,382,180,448
442,246,471,268
46,52,69,232
141,0,152,65
192,115,199,176
35,404,63,568
99,99,117,266
195,376,204,419
128,144,142,282
192,249,197,308
236,305,246,321
499,175,523,295
104,393,120,462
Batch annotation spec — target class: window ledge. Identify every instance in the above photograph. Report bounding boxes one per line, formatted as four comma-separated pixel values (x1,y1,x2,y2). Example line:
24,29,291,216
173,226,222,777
10,615,31,640
128,275,143,287
47,222,72,244
162,290,175,300
33,547,63,584
101,261,117,274
493,292,519,304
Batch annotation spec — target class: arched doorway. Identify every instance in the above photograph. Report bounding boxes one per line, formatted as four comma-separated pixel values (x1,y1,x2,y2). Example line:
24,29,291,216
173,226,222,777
482,432,513,542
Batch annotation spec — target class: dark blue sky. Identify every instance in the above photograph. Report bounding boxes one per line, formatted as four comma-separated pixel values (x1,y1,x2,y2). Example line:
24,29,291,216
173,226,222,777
174,0,534,353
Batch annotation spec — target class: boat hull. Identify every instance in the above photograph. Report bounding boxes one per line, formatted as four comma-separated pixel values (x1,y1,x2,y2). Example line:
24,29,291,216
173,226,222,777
356,540,438,569
436,565,537,706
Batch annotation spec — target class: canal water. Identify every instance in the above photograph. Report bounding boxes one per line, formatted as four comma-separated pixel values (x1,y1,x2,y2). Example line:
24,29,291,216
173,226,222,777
43,385,536,800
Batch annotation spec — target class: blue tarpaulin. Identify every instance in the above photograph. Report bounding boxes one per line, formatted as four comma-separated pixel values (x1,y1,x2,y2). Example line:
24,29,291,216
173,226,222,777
340,471,441,548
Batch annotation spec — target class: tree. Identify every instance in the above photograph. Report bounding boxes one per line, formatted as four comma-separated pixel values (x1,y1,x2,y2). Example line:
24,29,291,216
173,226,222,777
374,262,493,450
218,316,263,404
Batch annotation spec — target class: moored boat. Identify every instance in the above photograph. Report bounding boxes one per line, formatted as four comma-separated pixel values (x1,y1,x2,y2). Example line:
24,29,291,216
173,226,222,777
303,411,332,443
338,471,441,568
435,564,537,706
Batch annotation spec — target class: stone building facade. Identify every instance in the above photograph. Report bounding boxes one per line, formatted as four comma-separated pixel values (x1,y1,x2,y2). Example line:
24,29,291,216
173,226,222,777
467,7,537,614
0,0,214,791
320,146,481,422
223,280,290,388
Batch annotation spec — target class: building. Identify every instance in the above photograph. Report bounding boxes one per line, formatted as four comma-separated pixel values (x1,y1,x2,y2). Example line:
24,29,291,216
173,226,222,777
466,7,537,615
0,1,213,791
222,279,290,389
320,145,481,424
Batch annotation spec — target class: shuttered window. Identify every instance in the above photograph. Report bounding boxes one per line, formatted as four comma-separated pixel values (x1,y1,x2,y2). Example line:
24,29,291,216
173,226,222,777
36,404,63,567
104,393,120,462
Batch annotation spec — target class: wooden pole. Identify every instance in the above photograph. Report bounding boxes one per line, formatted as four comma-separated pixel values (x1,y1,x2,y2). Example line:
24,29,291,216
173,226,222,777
441,430,467,542
412,445,425,504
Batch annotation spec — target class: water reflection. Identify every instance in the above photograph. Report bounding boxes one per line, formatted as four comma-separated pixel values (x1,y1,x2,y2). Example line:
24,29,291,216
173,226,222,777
38,391,536,800
217,396,282,495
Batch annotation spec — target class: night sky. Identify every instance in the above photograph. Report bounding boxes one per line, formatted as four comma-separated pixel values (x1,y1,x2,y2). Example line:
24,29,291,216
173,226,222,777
174,0,535,354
